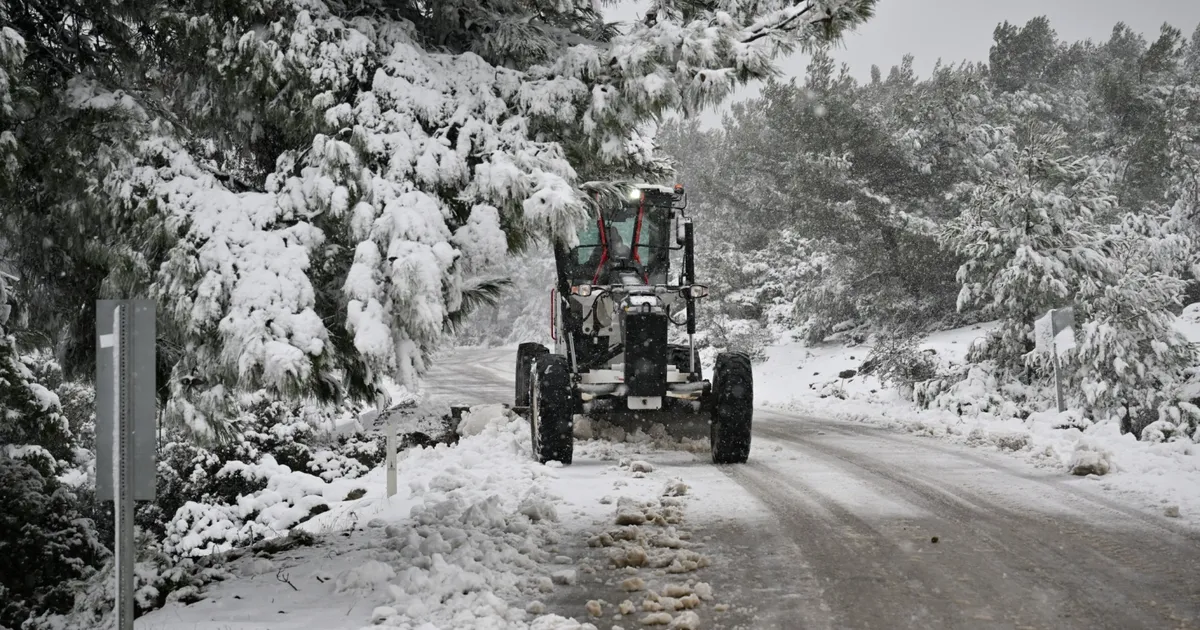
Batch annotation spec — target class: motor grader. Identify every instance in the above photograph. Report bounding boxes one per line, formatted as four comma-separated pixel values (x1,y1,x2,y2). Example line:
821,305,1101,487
513,183,753,465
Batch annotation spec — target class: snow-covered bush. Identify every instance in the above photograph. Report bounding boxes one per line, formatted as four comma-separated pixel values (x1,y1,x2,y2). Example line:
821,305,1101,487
859,332,938,397
700,316,772,362
913,361,1027,419
1068,214,1200,435
44,530,312,629
0,454,108,628
142,396,383,557
0,276,106,629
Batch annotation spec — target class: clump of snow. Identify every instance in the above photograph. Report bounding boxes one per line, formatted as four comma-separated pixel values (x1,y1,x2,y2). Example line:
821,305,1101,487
551,569,578,585
530,615,599,630
615,506,647,526
668,611,701,629
1069,439,1114,476
457,403,510,436
239,557,275,577
574,415,595,440
585,599,603,617
371,605,398,623
334,559,396,594
662,584,691,598
519,496,559,523
662,478,689,497
620,576,646,592
628,460,655,473
640,612,673,625
1164,505,1181,518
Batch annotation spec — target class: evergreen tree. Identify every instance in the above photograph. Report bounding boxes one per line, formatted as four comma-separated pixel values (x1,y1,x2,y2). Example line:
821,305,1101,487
0,275,107,628
942,122,1118,370
1,0,878,434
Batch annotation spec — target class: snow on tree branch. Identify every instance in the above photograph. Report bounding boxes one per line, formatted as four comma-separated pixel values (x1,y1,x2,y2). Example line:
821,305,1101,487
10,0,875,433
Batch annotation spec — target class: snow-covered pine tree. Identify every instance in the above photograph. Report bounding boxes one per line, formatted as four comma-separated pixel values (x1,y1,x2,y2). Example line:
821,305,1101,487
2,0,878,435
662,50,973,342
1072,212,1198,435
945,116,1199,431
941,121,1119,371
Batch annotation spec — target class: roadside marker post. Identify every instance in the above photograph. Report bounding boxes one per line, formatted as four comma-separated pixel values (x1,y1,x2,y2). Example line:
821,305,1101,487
373,389,397,498
1035,307,1075,413
95,300,156,630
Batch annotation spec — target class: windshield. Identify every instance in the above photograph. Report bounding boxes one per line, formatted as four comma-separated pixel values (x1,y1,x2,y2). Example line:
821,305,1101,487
560,193,671,285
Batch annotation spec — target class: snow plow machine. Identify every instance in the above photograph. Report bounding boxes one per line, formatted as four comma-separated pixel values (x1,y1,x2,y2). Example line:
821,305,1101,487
513,183,752,465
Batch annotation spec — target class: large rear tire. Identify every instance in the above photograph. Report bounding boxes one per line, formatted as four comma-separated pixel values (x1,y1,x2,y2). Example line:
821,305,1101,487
711,352,753,464
515,342,549,408
532,354,574,465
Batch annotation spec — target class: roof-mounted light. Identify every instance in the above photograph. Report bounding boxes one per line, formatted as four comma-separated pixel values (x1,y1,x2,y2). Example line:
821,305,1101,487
628,188,643,200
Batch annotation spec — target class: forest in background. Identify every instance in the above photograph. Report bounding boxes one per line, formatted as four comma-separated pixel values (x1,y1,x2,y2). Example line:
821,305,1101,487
467,15,1200,440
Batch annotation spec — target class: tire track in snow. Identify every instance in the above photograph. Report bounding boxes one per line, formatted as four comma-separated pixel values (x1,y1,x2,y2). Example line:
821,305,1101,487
750,423,1200,629
722,454,1064,629
760,408,1200,543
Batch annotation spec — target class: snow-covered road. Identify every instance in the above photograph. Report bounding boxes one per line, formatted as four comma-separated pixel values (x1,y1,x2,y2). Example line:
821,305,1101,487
431,346,1200,629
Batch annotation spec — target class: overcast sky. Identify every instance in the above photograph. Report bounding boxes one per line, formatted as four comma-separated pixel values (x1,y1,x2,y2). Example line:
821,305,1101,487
609,1,1200,127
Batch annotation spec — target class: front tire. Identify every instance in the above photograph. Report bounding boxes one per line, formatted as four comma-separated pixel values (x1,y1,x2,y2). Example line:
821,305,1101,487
711,352,753,464
532,354,574,465
515,342,549,409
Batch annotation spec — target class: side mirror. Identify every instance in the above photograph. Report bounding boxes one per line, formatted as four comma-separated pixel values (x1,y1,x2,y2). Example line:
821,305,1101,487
672,191,688,211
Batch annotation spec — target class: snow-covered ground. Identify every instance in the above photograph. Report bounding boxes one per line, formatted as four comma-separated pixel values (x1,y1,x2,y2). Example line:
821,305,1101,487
134,338,1200,629
137,406,728,630
755,322,1200,523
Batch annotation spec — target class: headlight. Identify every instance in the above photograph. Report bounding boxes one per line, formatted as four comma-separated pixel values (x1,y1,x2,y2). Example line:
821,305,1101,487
573,284,593,297
628,188,643,200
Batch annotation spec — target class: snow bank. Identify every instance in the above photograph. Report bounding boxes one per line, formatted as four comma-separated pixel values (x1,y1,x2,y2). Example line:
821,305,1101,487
141,405,613,630
757,323,1200,522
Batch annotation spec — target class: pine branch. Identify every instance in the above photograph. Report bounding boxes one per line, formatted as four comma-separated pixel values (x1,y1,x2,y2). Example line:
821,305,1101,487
444,276,514,335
